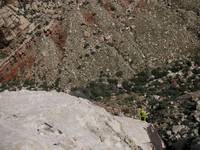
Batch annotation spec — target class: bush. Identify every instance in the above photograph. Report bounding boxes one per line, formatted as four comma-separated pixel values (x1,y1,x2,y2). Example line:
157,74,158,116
151,68,168,79
138,108,148,121
0,51,7,59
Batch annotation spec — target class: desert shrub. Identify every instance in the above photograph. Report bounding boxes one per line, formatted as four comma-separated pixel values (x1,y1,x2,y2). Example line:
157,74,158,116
191,49,200,66
133,70,150,85
107,78,118,85
0,51,7,59
115,71,123,77
71,80,118,101
151,68,168,79
88,82,113,100
122,80,133,92
138,108,148,121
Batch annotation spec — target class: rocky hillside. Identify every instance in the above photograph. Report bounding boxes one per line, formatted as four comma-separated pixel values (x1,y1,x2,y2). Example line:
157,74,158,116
2,51,200,149
1,0,200,89
1,0,200,149
70,55,200,149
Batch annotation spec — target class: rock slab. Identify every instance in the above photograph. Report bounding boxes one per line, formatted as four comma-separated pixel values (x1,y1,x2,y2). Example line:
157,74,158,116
0,90,164,150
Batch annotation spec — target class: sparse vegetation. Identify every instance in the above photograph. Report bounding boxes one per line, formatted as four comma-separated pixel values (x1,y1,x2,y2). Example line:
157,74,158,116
1,0,200,148
138,108,148,121
0,51,7,59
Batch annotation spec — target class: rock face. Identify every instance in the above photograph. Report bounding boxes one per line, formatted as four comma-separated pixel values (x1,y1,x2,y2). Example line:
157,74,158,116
0,90,164,150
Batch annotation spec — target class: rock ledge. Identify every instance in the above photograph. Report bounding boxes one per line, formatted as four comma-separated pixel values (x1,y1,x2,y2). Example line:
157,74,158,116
0,90,164,150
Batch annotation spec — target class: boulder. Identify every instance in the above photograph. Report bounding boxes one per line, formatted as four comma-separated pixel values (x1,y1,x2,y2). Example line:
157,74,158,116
0,90,164,150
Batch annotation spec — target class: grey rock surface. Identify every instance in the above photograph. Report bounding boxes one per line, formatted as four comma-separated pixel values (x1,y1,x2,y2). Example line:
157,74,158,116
0,90,164,150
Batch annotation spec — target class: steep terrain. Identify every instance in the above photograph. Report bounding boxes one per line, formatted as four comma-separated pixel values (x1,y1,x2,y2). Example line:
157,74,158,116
1,0,200,149
1,0,200,89
70,55,200,149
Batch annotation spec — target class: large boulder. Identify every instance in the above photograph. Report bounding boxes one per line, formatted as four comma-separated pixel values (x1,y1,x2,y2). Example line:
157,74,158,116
0,90,164,150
